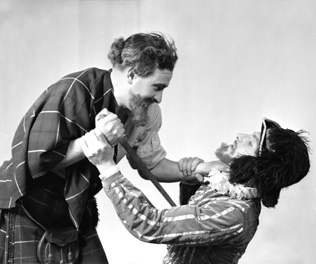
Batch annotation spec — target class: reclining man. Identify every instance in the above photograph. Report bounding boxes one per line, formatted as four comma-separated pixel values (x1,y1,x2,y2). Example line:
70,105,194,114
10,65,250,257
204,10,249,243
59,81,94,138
81,117,310,264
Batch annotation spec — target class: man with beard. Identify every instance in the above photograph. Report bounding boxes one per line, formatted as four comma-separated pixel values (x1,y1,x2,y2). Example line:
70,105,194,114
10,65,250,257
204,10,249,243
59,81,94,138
0,32,202,264
80,117,310,264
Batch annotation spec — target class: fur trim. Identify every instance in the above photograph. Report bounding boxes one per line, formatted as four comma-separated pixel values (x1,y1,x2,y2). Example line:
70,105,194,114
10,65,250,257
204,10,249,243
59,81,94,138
229,128,310,208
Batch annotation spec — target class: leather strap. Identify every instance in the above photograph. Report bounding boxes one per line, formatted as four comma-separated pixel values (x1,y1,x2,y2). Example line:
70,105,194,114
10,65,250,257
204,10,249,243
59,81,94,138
119,137,176,206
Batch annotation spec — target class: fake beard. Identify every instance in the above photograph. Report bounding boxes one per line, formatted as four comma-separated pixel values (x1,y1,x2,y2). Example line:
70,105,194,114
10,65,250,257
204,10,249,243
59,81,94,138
215,143,234,165
130,94,153,127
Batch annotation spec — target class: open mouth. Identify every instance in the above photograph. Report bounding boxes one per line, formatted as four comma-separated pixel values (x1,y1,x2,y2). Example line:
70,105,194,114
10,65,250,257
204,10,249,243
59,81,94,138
230,140,237,154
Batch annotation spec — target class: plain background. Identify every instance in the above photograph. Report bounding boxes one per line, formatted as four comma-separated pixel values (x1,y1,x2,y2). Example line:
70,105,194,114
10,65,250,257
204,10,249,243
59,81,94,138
0,1,315,263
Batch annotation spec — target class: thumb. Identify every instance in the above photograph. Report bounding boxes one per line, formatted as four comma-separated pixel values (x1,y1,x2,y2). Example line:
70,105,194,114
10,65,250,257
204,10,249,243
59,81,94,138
195,174,204,183
96,108,111,120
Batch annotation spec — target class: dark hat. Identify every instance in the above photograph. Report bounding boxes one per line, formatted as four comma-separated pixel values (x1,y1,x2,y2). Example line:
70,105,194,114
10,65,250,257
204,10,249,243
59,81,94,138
258,118,281,155
229,118,310,208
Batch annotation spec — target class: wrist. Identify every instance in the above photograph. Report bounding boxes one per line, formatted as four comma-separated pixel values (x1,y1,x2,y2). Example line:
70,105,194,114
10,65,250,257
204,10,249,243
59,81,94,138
195,162,209,174
98,164,120,180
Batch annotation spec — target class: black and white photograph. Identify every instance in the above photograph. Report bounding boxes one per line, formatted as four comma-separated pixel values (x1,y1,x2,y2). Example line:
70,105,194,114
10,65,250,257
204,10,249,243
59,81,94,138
0,1,315,263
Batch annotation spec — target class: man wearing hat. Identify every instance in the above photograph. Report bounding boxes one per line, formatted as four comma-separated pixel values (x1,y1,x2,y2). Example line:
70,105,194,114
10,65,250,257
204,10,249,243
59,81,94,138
80,117,310,264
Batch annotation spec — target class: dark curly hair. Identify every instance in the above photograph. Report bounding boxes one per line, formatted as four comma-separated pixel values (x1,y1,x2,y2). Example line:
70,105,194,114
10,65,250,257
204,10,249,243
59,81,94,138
107,32,178,77
229,128,310,208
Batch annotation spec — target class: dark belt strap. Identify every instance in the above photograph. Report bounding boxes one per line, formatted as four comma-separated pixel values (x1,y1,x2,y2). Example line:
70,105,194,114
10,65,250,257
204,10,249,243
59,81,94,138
119,137,176,207
99,97,176,207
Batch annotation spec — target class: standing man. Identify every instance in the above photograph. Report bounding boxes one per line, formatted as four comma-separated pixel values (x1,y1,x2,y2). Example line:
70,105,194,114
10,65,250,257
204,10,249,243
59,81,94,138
0,32,202,264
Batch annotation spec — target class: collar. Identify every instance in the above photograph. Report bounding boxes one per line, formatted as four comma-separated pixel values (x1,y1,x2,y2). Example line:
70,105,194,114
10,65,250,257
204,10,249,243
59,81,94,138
108,89,130,124
206,169,258,200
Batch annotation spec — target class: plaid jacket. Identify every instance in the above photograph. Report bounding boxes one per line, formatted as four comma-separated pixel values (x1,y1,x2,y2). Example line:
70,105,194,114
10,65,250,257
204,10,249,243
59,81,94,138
0,68,166,229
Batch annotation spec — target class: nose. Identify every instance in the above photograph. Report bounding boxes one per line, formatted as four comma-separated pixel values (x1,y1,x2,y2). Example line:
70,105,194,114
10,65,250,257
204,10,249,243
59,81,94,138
236,133,250,142
254,132,261,139
153,91,163,104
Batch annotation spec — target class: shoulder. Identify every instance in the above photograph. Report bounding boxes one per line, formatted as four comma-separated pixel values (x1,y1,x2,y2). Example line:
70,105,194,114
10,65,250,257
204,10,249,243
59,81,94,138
62,67,108,80
145,103,162,130
52,68,110,94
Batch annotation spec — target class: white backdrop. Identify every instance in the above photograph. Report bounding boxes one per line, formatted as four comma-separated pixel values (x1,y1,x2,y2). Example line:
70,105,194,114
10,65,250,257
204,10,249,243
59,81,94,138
0,1,315,263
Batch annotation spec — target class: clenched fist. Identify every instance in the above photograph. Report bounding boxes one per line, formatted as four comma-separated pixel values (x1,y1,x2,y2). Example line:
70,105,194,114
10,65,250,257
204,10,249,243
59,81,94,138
95,108,125,146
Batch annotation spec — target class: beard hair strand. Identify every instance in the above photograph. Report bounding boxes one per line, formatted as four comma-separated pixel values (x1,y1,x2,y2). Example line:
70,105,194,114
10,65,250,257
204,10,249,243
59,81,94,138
130,94,151,127
215,142,233,165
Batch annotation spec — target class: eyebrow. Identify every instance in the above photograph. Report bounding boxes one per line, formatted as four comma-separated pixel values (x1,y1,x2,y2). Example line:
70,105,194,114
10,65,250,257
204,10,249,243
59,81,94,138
154,83,167,90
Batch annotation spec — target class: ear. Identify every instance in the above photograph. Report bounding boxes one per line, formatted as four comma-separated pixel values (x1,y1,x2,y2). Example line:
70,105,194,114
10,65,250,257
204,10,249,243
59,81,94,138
127,69,136,84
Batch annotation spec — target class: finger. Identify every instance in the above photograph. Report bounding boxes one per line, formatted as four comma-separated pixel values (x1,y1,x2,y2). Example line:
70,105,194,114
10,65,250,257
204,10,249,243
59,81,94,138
94,128,109,145
84,131,99,149
184,158,193,176
81,134,93,158
93,127,103,139
104,129,125,146
179,158,189,174
191,158,204,171
96,108,112,120
178,159,184,172
95,128,115,150
97,117,123,137
195,174,204,183
103,114,120,123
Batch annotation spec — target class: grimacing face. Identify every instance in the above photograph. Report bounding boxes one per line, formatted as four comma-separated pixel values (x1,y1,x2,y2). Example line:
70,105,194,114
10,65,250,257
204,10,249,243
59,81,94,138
215,132,261,165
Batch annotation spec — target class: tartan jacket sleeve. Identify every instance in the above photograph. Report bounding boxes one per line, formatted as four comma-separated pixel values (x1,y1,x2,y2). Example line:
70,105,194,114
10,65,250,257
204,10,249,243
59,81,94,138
0,68,112,227
11,69,98,177
102,172,247,246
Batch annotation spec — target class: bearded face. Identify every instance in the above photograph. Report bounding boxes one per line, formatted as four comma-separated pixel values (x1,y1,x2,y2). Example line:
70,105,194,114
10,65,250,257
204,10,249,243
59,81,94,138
215,142,234,165
215,133,261,165
129,92,154,127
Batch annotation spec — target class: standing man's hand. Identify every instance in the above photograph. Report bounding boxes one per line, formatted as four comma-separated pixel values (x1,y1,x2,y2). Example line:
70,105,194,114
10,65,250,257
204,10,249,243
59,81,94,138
178,157,204,181
95,108,125,146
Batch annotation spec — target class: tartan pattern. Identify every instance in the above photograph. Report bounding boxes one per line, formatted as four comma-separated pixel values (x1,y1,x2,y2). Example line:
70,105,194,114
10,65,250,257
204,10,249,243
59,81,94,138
0,68,114,228
0,67,166,228
0,206,108,264
0,67,167,262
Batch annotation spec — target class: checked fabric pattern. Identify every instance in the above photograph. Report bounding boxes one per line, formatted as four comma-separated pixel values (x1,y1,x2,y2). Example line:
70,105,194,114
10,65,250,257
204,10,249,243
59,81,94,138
0,68,114,228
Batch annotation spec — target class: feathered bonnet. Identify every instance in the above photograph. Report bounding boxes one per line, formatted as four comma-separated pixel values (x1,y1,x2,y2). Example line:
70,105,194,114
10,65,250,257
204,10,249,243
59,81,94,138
229,118,310,208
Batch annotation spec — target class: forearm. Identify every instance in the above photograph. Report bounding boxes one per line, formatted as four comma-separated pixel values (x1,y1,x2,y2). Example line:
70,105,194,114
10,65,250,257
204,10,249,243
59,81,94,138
102,171,242,245
53,138,86,170
195,161,224,174
149,158,197,182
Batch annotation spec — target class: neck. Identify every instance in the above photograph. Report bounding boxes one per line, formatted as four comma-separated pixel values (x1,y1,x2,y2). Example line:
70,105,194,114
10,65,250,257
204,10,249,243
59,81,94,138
110,67,130,108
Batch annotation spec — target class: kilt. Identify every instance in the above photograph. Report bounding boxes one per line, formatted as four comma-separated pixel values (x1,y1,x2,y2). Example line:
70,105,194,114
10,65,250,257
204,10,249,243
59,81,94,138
0,206,108,264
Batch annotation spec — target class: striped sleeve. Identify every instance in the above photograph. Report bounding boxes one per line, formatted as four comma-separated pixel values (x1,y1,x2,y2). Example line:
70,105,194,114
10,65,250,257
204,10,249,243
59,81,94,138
102,172,245,246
